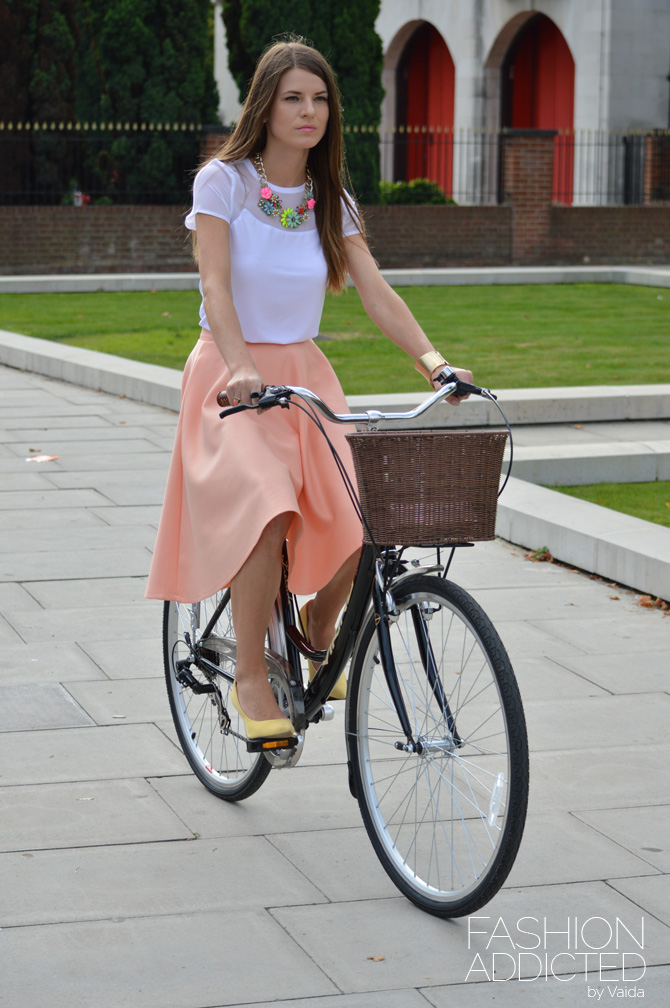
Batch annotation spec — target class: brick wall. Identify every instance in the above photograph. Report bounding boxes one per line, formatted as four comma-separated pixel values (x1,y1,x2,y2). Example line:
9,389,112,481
362,205,511,268
0,205,196,275
550,206,670,263
1,131,669,275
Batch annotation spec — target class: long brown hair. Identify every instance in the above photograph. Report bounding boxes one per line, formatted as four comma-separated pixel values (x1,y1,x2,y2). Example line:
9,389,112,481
201,38,363,292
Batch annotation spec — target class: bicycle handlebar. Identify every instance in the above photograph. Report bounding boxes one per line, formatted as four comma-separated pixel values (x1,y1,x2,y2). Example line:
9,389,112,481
217,375,496,426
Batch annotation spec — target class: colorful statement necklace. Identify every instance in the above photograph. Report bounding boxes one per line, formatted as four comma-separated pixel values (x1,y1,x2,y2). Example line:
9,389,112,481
254,152,315,228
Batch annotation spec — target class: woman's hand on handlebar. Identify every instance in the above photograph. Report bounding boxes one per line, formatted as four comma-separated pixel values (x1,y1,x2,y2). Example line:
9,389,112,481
433,366,474,406
225,366,265,408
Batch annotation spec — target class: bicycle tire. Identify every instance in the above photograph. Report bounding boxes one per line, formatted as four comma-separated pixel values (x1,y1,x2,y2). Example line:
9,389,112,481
163,592,273,801
347,574,529,917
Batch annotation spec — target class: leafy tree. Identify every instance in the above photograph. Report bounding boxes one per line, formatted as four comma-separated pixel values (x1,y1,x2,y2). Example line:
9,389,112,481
0,0,78,201
221,1,383,203
73,0,220,203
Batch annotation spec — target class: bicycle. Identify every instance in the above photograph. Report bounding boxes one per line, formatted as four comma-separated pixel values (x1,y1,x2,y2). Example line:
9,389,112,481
163,376,529,917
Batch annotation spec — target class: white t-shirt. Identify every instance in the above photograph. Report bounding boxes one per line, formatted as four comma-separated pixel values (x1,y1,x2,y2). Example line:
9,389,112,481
185,157,361,343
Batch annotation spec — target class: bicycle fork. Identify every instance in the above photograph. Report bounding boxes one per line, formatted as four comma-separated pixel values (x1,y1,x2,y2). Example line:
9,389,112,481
373,568,462,754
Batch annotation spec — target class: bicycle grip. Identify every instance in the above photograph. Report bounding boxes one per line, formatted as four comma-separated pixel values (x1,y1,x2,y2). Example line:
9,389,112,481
217,392,251,418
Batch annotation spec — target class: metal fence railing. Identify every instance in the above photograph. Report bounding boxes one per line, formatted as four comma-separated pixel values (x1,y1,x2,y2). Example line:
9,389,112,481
0,121,202,206
2,122,669,207
554,129,670,205
380,126,670,206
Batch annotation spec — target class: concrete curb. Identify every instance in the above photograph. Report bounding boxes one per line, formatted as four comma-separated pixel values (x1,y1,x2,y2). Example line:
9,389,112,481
496,477,670,601
2,264,670,293
1,327,669,600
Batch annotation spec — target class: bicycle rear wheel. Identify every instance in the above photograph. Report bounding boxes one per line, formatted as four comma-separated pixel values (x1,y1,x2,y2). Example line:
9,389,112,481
163,591,274,800
347,574,528,917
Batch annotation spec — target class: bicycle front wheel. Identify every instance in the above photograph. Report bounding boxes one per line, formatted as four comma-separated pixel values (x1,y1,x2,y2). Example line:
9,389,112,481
163,591,274,801
347,574,529,917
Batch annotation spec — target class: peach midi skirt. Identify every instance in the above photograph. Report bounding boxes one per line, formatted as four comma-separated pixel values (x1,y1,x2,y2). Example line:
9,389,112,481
145,333,363,603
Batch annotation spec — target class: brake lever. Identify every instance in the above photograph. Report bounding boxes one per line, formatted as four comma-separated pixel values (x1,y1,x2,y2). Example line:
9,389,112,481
434,370,496,400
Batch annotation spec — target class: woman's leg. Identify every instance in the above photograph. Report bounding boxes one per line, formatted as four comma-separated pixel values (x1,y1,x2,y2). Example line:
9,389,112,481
303,547,362,654
231,511,293,722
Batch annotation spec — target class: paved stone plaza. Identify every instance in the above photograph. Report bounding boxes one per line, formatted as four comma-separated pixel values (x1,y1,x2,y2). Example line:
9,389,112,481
1,361,669,1007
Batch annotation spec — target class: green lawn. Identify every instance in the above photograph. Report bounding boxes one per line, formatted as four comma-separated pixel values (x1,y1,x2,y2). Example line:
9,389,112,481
0,282,668,394
552,481,670,528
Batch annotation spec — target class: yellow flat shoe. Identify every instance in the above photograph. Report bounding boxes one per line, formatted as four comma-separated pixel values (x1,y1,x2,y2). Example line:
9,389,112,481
298,602,347,701
230,682,295,740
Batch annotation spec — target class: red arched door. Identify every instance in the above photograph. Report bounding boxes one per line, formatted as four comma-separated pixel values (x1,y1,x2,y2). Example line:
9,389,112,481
502,14,575,202
395,23,455,195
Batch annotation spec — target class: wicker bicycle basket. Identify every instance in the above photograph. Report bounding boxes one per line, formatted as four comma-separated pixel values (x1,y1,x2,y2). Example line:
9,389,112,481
345,428,509,546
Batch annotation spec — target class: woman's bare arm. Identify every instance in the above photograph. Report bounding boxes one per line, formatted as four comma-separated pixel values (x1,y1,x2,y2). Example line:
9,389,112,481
344,233,473,400
196,213,264,404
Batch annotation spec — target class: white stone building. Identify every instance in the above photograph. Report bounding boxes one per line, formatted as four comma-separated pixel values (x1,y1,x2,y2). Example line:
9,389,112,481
211,1,670,202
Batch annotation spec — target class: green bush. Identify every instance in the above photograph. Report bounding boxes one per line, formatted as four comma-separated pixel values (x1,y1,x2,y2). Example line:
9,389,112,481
378,178,454,205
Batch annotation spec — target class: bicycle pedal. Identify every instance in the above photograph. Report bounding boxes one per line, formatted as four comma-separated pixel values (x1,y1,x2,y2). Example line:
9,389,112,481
246,735,299,753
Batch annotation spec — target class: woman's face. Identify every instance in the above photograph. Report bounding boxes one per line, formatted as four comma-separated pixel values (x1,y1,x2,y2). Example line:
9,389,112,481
265,67,330,152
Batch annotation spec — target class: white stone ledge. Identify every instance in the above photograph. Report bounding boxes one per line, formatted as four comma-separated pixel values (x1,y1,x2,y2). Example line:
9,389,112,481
496,478,670,601
1,264,669,294
0,329,181,411
511,441,670,485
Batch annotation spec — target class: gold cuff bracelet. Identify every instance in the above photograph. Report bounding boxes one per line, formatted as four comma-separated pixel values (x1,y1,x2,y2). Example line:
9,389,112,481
415,351,449,381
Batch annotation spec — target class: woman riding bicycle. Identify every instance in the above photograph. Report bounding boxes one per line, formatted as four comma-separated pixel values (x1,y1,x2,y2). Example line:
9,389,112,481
146,36,473,741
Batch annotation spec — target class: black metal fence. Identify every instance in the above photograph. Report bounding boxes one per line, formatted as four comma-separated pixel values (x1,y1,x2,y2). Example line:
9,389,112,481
2,121,669,207
381,127,670,206
0,121,202,205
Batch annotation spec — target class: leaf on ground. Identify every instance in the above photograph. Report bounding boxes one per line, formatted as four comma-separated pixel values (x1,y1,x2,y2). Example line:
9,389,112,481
526,546,553,562
609,595,620,600
367,955,386,962
637,595,669,610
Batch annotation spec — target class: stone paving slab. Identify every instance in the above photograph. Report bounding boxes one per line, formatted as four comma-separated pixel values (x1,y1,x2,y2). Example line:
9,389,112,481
2,909,339,1008
6,601,155,642
78,637,163,679
522,692,670,751
511,655,610,700
527,612,669,654
504,811,660,886
0,581,42,612
553,650,668,693
0,724,188,786
4,436,163,457
2,835,327,926
423,969,670,1008
0,487,114,509
43,450,169,471
0,682,95,731
529,743,670,813
0,470,62,491
64,677,171,725
0,547,151,583
0,506,107,530
1,777,190,852
270,881,670,989
25,575,154,608
574,805,670,873
473,581,642,622
91,503,162,526
0,613,23,645
610,876,670,928
149,764,365,838
223,993,429,1008
0,525,157,556
0,641,105,684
